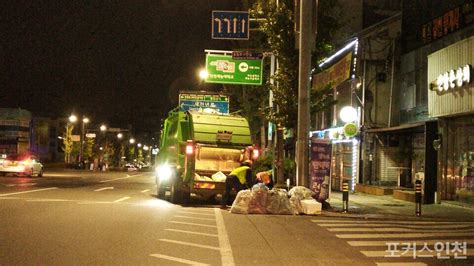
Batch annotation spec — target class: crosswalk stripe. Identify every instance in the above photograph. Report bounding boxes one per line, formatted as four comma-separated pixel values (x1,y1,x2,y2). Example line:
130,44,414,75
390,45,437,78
169,221,217,228
178,210,215,216
337,232,474,239
318,223,474,229
329,227,474,232
348,239,474,247
159,239,220,251
174,215,216,221
150,254,210,266
361,248,474,257
311,219,474,225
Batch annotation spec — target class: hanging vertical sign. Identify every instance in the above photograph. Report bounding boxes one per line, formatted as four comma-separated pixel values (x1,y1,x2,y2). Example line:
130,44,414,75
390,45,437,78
310,138,332,202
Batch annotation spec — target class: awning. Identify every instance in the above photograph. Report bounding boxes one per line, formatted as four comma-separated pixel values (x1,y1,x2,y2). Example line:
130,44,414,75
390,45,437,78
364,122,425,133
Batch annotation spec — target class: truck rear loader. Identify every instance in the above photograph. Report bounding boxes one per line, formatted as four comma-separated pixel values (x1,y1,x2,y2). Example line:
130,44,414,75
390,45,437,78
155,109,257,203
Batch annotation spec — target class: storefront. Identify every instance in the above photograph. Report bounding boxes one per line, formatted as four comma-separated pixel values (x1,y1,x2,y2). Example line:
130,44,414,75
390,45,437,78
428,36,473,203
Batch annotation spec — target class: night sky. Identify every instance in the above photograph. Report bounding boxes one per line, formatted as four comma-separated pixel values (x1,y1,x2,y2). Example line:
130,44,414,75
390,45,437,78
0,1,243,132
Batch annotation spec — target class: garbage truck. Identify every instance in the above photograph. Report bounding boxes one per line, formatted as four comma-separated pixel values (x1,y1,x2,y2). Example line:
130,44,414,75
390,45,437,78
155,106,258,203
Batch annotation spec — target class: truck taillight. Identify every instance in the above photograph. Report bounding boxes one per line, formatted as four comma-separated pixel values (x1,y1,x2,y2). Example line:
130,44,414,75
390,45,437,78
251,148,260,160
185,140,194,156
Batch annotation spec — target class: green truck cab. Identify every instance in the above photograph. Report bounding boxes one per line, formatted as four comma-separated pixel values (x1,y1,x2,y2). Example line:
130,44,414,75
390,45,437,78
155,109,256,203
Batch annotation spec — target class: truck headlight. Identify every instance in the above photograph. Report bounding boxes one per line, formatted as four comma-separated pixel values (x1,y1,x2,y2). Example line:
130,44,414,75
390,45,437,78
156,164,172,181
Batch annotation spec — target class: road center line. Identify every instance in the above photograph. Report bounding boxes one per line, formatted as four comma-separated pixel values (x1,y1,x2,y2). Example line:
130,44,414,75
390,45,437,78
0,187,58,197
141,189,150,193
165,228,218,237
169,221,217,228
113,197,130,203
215,207,235,266
100,173,147,183
149,253,210,266
159,239,220,251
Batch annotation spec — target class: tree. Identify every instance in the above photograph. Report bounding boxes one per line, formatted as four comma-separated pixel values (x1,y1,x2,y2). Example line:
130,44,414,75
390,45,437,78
62,124,74,163
84,137,95,160
244,0,341,185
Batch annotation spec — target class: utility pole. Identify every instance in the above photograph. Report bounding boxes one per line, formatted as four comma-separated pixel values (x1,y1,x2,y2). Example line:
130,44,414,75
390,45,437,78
295,0,314,187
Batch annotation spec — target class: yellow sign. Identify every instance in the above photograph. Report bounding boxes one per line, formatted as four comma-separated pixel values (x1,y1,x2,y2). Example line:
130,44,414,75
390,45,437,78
343,123,358,137
312,52,352,90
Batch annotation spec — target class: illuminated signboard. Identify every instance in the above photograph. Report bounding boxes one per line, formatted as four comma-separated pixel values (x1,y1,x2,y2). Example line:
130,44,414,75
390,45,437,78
179,93,229,114
432,64,472,92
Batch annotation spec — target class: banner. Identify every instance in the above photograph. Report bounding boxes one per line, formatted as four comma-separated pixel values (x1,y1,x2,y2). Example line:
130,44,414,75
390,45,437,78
310,138,332,202
312,52,352,91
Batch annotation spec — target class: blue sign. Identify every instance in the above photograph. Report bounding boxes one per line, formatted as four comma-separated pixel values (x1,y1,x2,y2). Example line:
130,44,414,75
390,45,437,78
179,93,229,114
212,11,249,40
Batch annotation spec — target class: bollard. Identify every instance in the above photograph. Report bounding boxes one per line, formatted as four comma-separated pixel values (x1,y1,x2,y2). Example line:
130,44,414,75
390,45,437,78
415,179,422,216
342,181,349,213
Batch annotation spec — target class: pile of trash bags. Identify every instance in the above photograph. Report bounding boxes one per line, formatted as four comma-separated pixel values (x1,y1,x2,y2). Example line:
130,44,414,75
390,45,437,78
230,185,319,215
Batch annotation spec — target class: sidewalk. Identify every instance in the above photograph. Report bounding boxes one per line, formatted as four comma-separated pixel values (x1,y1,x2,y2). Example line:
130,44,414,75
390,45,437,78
323,191,474,221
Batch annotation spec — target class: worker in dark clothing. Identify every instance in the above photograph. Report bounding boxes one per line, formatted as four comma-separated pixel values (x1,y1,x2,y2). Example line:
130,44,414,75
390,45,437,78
221,160,253,209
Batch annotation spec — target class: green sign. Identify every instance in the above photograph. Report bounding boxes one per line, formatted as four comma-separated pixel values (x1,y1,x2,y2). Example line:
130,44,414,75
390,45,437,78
343,123,358,137
205,54,263,85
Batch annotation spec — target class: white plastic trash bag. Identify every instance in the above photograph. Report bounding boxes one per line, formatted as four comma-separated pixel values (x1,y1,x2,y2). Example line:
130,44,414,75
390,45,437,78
248,190,267,214
290,196,303,215
289,186,315,200
230,190,252,214
211,171,227,182
265,189,294,215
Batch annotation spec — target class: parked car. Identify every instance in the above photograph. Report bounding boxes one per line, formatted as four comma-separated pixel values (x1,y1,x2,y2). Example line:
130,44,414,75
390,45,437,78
0,154,44,177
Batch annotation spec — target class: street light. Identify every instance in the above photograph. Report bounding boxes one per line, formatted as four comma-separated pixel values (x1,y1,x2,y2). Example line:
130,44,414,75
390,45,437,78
129,138,135,144
117,133,123,139
69,114,77,123
198,69,209,80
100,124,107,132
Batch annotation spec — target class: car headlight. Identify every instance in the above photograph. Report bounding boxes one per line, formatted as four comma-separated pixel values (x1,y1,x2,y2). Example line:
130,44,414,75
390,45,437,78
156,164,172,181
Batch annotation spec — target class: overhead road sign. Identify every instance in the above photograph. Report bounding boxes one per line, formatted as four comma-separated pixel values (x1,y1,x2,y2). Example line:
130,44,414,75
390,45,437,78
179,92,230,114
212,11,249,40
205,53,263,85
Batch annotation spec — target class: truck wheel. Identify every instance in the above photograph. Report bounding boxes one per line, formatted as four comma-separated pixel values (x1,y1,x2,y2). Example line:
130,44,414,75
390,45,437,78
181,189,190,204
170,179,182,204
157,187,166,199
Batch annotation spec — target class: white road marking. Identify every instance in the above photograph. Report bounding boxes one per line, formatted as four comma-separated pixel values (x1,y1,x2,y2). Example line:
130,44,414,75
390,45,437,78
337,231,474,239
100,176,130,183
178,210,215,216
376,263,427,266
328,227,474,232
159,239,220,251
99,173,146,183
169,221,217,228
5,183,37,187
165,228,218,237
141,189,150,193
362,249,474,257
26,199,74,202
149,253,210,265
174,215,216,221
311,219,474,224
215,208,235,266
348,239,474,247
0,187,58,197
318,223,474,228
94,187,114,192
113,197,130,203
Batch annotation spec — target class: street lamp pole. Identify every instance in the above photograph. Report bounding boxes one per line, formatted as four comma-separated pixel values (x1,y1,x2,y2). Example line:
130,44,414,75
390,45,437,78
80,116,89,162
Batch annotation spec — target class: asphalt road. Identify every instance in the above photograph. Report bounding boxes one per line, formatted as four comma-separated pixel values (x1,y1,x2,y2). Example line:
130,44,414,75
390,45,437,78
1,169,473,265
